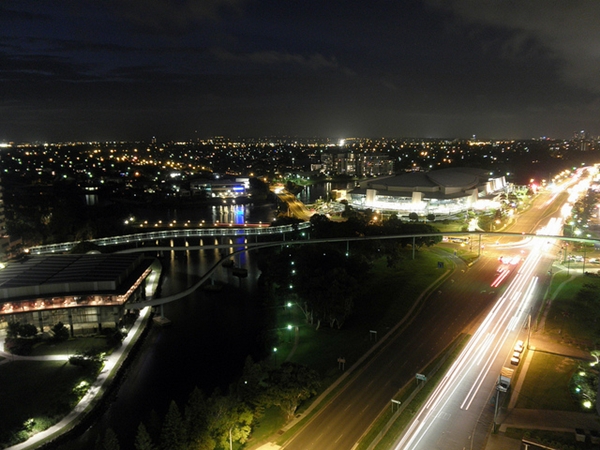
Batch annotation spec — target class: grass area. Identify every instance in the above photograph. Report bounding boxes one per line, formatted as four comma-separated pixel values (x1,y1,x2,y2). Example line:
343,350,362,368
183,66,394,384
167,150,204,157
28,336,113,357
285,248,452,384
0,360,98,448
545,271,572,303
430,221,466,233
515,352,580,411
505,427,589,449
0,336,113,448
247,248,454,448
544,272,600,347
243,406,286,448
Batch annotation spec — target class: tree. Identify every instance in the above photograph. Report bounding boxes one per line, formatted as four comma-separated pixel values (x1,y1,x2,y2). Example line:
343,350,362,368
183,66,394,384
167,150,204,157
6,321,20,339
102,428,120,450
248,177,271,202
323,268,357,329
426,213,435,222
236,356,269,413
134,423,155,450
408,212,419,222
264,362,320,420
159,401,185,450
18,323,38,337
51,322,70,341
184,387,214,449
209,393,253,450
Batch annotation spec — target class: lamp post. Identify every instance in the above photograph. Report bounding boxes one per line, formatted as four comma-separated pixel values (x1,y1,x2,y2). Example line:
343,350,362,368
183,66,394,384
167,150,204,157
493,389,500,433
527,310,532,350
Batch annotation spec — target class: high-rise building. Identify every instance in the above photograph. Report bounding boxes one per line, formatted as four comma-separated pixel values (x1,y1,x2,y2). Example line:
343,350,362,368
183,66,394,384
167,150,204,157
0,178,7,260
320,151,393,176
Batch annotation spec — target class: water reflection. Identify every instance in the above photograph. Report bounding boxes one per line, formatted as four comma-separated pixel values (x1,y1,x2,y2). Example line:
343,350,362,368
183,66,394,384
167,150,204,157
55,243,267,450
133,203,275,227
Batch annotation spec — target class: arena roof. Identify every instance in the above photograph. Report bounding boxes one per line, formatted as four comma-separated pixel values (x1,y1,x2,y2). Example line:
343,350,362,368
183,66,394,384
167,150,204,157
0,254,152,301
367,167,491,189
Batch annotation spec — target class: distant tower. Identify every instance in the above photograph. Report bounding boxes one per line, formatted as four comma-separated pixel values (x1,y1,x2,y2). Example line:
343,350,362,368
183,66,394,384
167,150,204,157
151,136,157,145
0,178,7,260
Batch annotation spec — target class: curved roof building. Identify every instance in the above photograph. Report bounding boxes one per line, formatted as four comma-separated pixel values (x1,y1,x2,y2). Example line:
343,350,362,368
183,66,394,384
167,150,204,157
348,167,506,216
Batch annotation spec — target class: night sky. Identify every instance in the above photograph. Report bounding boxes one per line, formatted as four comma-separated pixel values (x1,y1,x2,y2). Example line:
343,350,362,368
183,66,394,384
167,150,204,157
2,1,600,142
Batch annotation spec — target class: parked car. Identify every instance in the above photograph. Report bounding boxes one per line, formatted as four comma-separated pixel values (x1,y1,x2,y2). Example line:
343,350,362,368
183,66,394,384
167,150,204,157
514,340,524,353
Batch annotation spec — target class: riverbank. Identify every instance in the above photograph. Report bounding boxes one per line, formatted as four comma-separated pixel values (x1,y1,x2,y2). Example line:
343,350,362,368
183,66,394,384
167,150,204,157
1,306,153,450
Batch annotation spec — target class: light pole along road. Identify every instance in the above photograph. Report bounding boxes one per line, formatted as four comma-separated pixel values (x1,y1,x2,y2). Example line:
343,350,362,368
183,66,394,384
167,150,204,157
394,226,555,450
281,176,585,450
395,175,590,449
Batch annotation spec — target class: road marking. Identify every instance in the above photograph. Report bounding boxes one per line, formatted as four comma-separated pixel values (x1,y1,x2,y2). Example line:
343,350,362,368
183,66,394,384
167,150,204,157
436,411,451,421
335,433,344,443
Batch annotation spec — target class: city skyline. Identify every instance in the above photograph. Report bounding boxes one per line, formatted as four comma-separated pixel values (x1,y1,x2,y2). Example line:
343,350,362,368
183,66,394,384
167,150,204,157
2,1,600,142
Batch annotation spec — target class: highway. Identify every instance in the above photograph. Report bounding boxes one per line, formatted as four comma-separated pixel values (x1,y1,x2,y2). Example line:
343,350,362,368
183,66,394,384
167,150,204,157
395,174,592,449
282,176,583,449
395,232,555,449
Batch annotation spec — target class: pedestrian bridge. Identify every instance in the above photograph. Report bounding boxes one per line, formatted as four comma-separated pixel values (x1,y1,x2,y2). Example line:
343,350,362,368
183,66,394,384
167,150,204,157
27,222,312,255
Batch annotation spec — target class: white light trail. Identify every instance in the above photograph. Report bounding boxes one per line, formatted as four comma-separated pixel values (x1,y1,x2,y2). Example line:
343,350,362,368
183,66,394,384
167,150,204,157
395,224,552,450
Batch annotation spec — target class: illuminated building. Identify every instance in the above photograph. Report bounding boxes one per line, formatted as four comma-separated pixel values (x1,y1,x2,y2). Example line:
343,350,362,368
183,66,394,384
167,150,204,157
190,177,250,198
0,254,156,336
348,167,506,216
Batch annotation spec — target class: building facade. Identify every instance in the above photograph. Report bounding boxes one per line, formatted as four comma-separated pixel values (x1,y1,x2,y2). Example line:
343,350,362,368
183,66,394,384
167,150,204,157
348,167,506,217
320,151,394,177
0,254,157,336
189,177,250,198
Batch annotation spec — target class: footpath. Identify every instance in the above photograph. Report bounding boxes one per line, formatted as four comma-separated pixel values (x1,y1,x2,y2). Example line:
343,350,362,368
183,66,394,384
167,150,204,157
0,306,153,450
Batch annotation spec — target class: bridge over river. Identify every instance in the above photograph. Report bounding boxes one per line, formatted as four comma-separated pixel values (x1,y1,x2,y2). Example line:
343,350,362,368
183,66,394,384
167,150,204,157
25,228,595,316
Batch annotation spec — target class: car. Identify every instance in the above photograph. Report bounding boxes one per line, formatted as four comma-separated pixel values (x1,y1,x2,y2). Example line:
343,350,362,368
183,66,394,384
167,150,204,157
513,351,522,359
514,340,524,353
510,356,520,366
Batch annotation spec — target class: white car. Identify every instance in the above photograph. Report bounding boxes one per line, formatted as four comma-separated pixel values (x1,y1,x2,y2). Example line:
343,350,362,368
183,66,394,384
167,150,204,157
514,340,524,353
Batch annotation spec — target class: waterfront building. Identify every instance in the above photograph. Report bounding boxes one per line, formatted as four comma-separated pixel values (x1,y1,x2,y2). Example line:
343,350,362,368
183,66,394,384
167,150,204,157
190,177,250,198
0,253,157,336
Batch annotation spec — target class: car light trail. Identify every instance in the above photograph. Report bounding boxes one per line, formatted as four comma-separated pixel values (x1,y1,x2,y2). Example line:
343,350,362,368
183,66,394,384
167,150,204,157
491,268,510,287
394,226,551,450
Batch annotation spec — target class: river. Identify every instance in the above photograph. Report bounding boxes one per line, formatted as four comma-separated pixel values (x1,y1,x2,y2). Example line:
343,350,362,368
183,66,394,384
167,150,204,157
53,184,341,448
55,238,268,449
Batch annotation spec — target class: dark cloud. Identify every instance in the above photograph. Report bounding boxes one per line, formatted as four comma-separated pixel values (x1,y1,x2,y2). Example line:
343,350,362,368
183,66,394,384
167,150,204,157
426,0,600,93
0,0,599,141
101,0,247,34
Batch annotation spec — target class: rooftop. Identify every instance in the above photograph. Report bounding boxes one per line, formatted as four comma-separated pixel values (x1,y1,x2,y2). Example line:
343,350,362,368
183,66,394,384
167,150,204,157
0,254,150,301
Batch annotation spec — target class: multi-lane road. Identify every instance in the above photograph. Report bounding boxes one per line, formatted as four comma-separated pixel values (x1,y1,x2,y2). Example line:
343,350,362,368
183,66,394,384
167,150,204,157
396,175,590,450
282,182,575,449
